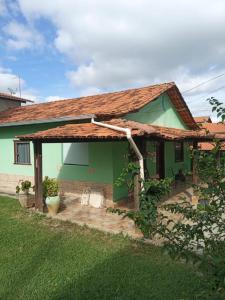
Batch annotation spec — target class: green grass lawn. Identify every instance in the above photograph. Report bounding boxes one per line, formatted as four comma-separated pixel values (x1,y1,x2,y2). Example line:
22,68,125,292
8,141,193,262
0,196,206,300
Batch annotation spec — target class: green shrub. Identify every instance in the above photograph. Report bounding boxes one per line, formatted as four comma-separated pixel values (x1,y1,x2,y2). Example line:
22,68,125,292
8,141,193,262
16,180,32,195
42,176,59,198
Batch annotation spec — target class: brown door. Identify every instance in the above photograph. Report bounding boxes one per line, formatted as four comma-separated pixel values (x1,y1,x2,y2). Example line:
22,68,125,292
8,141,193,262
156,141,165,179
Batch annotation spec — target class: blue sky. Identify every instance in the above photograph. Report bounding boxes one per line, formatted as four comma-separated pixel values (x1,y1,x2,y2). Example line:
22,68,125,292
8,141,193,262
0,0,225,119
0,5,76,100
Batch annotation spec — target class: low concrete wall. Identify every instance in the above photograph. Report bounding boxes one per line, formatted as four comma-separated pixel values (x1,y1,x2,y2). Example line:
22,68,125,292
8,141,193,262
0,173,114,207
0,173,34,195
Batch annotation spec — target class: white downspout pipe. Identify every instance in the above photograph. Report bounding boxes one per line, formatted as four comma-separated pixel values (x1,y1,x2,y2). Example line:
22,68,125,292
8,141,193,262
91,118,145,185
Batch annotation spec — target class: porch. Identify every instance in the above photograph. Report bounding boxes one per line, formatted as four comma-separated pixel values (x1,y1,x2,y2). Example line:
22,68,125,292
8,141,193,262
49,183,194,240
16,118,213,213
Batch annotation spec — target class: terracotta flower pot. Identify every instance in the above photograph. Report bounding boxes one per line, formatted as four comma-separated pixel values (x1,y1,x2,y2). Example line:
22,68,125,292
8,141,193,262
18,194,35,208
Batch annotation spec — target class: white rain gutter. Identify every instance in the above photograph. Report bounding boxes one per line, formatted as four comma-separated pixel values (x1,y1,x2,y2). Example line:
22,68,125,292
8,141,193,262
91,118,145,184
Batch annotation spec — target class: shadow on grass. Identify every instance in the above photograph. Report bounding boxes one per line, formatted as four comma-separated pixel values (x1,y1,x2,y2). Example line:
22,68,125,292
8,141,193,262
1,234,64,300
48,246,203,300
0,196,206,300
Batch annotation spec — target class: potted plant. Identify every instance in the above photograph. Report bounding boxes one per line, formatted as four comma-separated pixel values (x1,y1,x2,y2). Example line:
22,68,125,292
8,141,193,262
43,176,60,215
16,180,35,208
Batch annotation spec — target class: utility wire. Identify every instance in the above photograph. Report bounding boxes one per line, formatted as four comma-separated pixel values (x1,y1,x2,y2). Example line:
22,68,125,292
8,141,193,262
182,71,225,94
208,84,225,94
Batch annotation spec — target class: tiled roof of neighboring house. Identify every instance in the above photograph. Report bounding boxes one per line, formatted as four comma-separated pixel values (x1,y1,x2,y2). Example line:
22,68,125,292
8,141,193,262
197,122,225,150
198,142,225,151
17,119,211,141
200,122,225,133
0,82,198,129
0,93,33,103
194,116,212,123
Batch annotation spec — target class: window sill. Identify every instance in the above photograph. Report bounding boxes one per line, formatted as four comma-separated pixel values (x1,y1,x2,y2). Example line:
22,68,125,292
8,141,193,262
14,163,32,166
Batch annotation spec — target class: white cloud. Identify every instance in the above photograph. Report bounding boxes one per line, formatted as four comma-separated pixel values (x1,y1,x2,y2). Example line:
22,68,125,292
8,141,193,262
0,0,6,15
16,1,225,95
0,67,37,101
45,95,63,102
3,21,44,50
78,87,102,97
0,0,219,117
0,67,23,93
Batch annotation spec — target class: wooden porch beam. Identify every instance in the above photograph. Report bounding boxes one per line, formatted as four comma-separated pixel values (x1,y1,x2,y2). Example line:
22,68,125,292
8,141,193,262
33,140,43,211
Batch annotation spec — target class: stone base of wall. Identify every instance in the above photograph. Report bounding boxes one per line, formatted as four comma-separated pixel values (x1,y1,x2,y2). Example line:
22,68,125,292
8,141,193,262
0,173,114,207
59,179,114,207
0,173,34,195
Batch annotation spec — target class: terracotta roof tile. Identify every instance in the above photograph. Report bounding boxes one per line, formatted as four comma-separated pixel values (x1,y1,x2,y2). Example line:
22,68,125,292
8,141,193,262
17,119,211,141
194,116,212,123
198,142,225,151
200,122,225,133
0,82,197,129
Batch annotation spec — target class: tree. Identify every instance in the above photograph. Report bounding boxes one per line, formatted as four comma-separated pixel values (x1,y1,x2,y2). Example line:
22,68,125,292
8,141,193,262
158,98,225,298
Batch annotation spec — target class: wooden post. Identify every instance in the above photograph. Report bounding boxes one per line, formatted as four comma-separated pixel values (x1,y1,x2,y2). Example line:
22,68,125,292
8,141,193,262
192,141,198,185
156,141,165,179
33,140,43,211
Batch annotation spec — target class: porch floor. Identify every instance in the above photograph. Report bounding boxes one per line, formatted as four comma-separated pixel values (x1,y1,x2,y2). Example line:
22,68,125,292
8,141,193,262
50,185,193,239
51,200,142,238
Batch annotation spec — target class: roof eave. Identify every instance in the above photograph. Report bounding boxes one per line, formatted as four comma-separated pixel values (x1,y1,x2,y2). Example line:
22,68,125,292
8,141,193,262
0,114,96,127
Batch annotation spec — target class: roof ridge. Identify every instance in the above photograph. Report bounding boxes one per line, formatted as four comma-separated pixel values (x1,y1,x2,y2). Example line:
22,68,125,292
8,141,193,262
22,81,175,107
0,81,197,129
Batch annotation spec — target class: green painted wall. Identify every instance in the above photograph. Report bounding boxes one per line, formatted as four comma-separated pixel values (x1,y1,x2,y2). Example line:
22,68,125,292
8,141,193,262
112,141,129,201
125,93,188,129
0,125,114,185
164,141,191,178
58,142,113,184
146,142,157,177
0,124,58,177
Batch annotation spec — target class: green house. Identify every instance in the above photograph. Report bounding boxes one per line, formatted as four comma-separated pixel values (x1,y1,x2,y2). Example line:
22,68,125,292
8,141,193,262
0,82,207,209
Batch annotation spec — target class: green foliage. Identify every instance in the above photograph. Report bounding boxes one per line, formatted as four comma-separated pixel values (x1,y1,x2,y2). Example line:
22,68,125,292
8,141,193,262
157,99,225,298
208,97,225,121
115,162,139,192
16,180,32,194
42,176,59,198
109,161,172,238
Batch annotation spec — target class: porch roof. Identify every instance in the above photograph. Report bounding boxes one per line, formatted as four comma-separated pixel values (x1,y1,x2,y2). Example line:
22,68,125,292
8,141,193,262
17,119,213,142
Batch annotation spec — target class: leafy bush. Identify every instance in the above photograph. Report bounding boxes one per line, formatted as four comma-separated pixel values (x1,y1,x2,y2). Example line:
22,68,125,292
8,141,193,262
156,99,225,298
109,162,172,238
42,176,59,198
16,180,32,195
115,162,140,193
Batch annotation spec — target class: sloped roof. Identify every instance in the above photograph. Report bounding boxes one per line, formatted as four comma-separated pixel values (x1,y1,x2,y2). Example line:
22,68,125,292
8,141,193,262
198,142,225,151
194,116,212,123
0,82,198,129
200,122,225,133
17,119,211,142
198,122,225,150
0,93,33,103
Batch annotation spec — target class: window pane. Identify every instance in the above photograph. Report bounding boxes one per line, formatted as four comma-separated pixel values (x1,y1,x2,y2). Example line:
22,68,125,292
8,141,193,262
16,142,30,164
63,143,89,165
175,142,183,162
